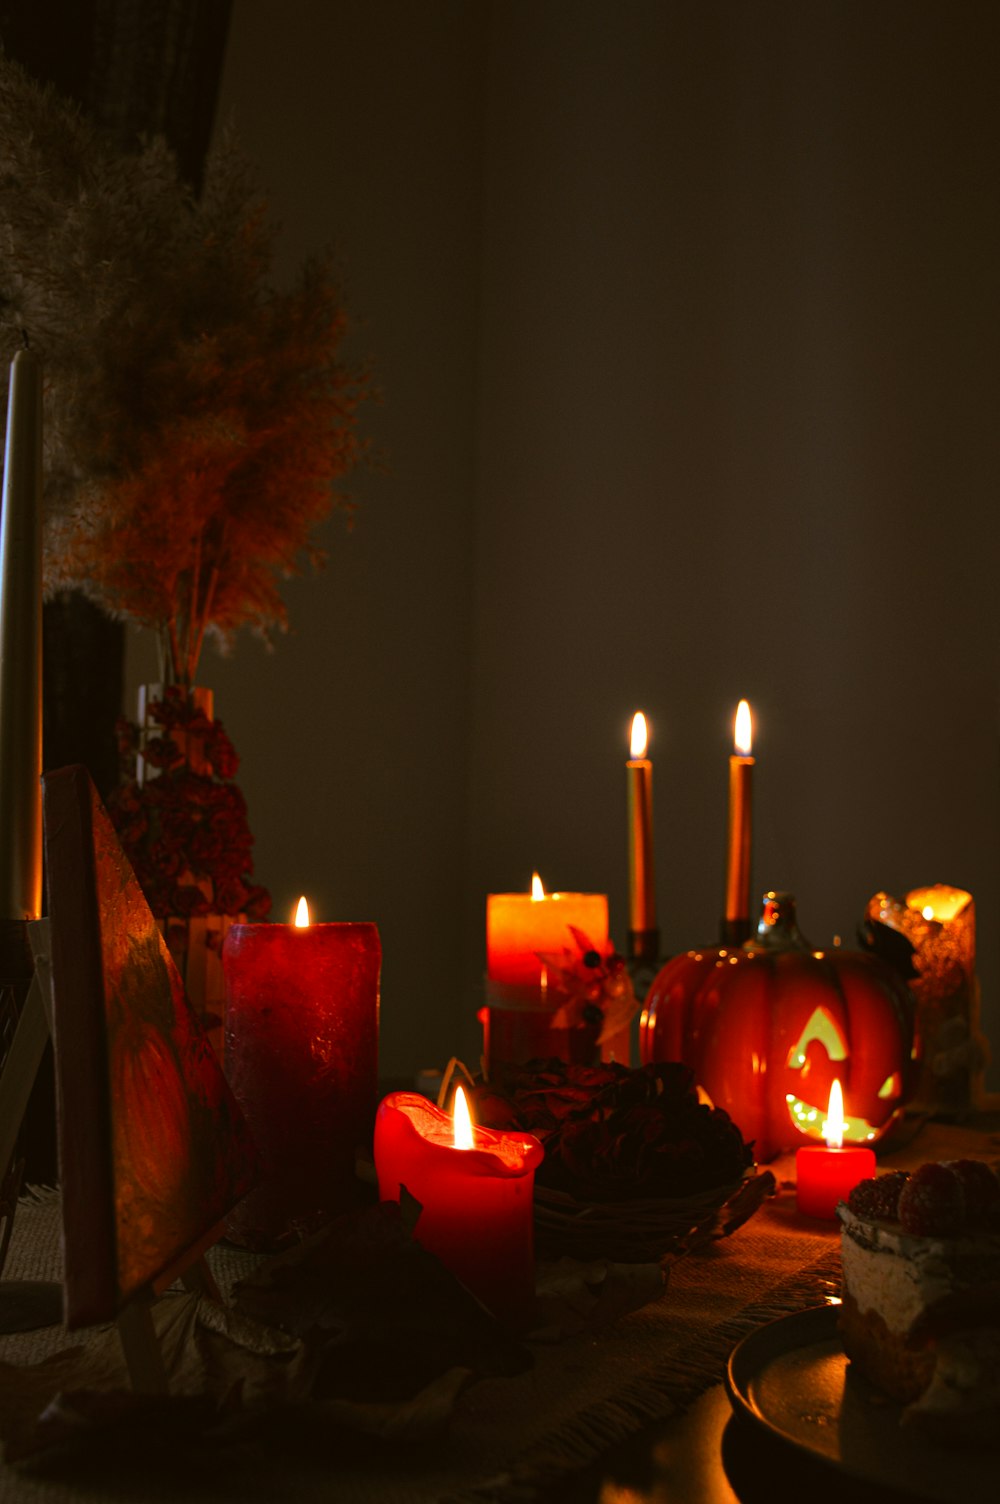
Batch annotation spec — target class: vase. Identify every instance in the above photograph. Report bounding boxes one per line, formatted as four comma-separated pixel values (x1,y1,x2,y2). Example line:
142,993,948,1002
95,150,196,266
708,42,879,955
160,913,242,1061
131,684,255,1060
136,682,214,785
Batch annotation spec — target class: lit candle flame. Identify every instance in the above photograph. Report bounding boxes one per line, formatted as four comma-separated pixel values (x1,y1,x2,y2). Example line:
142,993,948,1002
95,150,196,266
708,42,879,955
734,699,753,756
294,895,310,928
531,871,545,900
630,711,648,760
453,1085,475,1149
822,1079,845,1149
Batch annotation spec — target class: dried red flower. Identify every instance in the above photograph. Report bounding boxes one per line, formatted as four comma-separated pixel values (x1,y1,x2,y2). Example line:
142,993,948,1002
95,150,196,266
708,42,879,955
471,1058,752,1202
108,693,271,923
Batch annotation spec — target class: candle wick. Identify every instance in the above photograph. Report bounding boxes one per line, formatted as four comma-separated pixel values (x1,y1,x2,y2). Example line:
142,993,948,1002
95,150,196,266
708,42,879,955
20,329,30,350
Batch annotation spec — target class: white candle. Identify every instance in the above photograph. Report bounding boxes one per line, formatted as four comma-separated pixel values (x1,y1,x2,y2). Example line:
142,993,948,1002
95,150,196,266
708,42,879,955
0,348,43,920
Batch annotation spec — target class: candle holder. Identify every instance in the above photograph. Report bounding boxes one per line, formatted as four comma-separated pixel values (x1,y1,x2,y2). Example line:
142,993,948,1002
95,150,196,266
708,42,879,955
481,934,638,1074
480,983,603,1072
624,929,665,1063
863,886,988,1116
718,916,753,946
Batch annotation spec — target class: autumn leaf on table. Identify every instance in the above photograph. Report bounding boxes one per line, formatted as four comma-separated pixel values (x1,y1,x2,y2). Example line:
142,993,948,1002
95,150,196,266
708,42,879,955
232,1199,531,1405
0,1292,315,1464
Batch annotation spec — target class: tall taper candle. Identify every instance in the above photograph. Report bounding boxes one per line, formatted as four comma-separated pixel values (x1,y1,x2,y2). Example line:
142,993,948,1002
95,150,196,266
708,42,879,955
0,347,43,920
627,711,657,961
722,699,754,944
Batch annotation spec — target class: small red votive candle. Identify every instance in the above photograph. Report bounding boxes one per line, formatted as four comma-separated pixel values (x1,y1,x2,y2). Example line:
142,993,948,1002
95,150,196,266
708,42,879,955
375,1087,543,1326
796,1079,876,1219
223,899,380,1248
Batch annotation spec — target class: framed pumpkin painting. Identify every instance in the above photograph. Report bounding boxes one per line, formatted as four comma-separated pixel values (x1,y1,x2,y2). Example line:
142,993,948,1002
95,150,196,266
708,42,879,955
42,765,259,1327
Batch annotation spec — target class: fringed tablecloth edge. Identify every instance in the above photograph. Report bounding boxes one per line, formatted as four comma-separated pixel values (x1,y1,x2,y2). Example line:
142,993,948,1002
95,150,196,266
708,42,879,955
443,1248,843,1504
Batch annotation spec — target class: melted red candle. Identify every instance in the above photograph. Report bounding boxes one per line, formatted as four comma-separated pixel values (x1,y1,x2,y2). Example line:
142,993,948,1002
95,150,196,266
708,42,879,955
796,1143,876,1219
223,919,380,1248
374,1091,543,1326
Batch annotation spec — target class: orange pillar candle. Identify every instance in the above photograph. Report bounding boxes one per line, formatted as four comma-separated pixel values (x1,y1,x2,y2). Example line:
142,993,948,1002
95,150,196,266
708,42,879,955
486,873,609,988
626,711,657,962
375,1086,543,1326
223,898,381,1248
796,1081,875,1219
723,699,754,943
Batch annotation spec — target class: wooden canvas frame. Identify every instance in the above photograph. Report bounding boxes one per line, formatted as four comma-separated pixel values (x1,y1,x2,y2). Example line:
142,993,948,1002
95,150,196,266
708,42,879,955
42,765,259,1331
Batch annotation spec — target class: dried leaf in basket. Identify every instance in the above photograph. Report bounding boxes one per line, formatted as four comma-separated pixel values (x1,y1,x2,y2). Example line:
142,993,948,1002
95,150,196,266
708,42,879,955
469,1058,755,1204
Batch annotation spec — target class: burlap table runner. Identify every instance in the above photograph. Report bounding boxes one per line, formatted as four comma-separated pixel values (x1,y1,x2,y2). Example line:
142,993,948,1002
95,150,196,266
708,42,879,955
0,1118,995,1504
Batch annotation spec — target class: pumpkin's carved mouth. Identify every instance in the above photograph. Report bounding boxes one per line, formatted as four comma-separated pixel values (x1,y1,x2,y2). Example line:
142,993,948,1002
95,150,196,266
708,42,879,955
785,1072,902,1142
784,1091,880,1142
783,1005,902,1141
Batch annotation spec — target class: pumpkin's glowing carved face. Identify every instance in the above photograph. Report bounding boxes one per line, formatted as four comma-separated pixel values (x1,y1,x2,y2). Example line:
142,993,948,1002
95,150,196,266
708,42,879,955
783,1001,906,1143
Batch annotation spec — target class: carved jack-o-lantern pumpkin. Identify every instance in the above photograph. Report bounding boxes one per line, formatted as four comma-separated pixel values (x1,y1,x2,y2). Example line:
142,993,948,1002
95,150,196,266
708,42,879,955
639,893,917,1161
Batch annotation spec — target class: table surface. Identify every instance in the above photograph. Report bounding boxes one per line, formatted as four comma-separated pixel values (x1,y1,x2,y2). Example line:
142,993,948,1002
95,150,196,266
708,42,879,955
0,1112,997,1504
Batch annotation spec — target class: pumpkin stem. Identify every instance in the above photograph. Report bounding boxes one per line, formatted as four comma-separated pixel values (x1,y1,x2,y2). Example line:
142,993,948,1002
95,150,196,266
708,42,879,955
746,891,812,954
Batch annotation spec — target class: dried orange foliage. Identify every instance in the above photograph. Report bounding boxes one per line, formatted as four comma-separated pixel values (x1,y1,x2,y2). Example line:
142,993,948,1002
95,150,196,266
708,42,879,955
0,56,367,685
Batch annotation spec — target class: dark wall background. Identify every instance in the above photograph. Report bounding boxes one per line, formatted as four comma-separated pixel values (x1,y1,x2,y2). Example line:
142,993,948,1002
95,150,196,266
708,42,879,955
117,0,998,1089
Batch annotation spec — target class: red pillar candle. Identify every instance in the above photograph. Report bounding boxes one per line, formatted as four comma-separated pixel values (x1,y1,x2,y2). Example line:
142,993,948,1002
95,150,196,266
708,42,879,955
223,900,380,1248
375,1087,543,1326
796,1080,876,1219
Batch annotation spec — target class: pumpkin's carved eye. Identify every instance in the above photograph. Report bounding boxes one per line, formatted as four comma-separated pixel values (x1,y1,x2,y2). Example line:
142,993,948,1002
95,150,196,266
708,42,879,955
878,1072,902,1100
786,1007,848,1071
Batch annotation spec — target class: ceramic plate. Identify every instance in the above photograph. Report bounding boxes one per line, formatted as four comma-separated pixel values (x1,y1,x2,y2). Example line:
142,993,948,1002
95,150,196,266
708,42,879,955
725,1305,996,1503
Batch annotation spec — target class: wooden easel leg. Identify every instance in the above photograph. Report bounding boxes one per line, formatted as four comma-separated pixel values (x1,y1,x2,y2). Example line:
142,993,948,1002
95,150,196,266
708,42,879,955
0,969,50,1189
117,1293,169,1396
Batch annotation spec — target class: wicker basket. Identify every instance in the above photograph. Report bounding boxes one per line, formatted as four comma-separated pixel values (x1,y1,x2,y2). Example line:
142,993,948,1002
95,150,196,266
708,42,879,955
533,1170,771,1264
